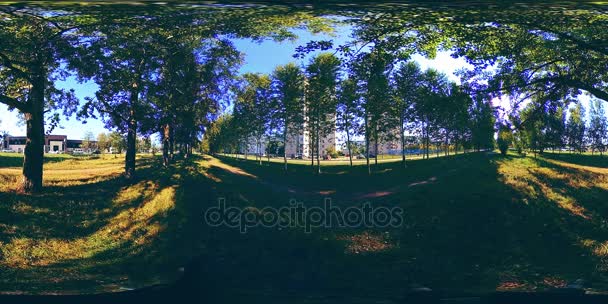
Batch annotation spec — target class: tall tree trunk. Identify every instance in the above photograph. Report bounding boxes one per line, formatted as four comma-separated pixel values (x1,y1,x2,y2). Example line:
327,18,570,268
445,132,449,156
425,119,430,159
346,117,353,167
169,121,175,161
373,124,378,166
244,139,248,160
162,124,171,166
310,132,315,168
309,130,314,169
400,115,406,168
125,117,137,179
258,138,262,165
283,119,288,172
21,73,45,193
365,113,370,175
316,122,321,174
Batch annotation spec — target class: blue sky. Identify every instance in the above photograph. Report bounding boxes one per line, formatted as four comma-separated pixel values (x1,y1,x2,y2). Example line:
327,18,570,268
0,25,488,140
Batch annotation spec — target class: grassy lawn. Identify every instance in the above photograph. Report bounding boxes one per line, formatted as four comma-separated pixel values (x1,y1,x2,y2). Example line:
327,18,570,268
0,153,199,294
217,152,444,166
0,152,74,168
0,151,607,297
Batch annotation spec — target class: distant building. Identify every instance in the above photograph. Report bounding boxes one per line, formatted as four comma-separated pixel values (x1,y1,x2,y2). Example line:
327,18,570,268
285,112,337,158
2,134,97,153
239,136,268,156
3,135,27,153
340,135,420,156
285,130,310,157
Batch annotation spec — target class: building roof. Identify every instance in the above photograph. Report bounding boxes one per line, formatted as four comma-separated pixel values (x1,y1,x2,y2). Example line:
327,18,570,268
7,135,91,141
46,135,68,140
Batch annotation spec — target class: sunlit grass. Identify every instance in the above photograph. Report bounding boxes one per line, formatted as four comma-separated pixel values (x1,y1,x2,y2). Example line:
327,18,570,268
0,154,159,191
497,156,590,218
0,153,190,294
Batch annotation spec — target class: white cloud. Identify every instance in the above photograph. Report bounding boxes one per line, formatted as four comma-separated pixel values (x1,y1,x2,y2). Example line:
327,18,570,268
0,105,25,135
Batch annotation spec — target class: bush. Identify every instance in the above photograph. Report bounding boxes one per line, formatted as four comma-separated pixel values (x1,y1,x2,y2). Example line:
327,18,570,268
497,125,513,156
326,146,339,158
497,138,509,155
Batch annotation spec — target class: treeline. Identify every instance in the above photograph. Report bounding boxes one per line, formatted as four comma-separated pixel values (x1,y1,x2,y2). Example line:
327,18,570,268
498,99,608,156
95,132,157,154
203,53,495,174
2,2,607,191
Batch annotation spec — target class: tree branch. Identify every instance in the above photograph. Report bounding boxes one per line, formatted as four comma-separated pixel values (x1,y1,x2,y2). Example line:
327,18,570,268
0,94,27,112
0,51,31,81
565,79,608,102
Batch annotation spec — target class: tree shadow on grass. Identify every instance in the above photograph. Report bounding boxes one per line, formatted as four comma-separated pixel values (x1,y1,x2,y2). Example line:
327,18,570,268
485,155,608,291
0,154,77,168
4,153,608,298
530,157,608,228
214,153,491,202
193,153,608,298
541,152,608,168
0,158,160,241
0,157,209,294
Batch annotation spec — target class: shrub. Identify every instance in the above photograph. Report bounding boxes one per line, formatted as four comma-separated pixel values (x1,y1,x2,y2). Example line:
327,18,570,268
497,125,513,156
326,146,339,158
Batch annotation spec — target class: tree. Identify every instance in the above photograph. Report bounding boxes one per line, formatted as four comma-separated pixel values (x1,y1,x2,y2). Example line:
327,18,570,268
336,77,361,167
350,50,394,173
519,102,546,156
470,98,495,152
81,131,95,151
0,8,82,192
137,136,152,154
71,3,331,174
305,53,340,174
97,132,111,153
416,69,451,158
392,61,422,167
76,24,165,179
346,3,608,112
587,99,607,155
444,83,474,155
201,114,237,155
340,3,608,161
545,105,567,152
0,131,8,150
108,132,126,154
496,124,512,155
147,36,241,165
271,62,305,171
233,73,273,165
566,103,586,153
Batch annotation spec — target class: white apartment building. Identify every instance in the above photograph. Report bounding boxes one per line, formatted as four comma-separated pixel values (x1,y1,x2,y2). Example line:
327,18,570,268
285,129,310,158
284,114,337,158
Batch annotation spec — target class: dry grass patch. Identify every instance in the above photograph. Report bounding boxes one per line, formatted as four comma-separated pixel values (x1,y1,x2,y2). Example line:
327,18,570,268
0,153,195,294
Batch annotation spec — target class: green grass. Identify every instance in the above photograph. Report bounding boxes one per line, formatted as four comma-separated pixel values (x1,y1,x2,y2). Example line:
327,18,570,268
217,152,444,166
0,152,76,168
0,151,607,298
